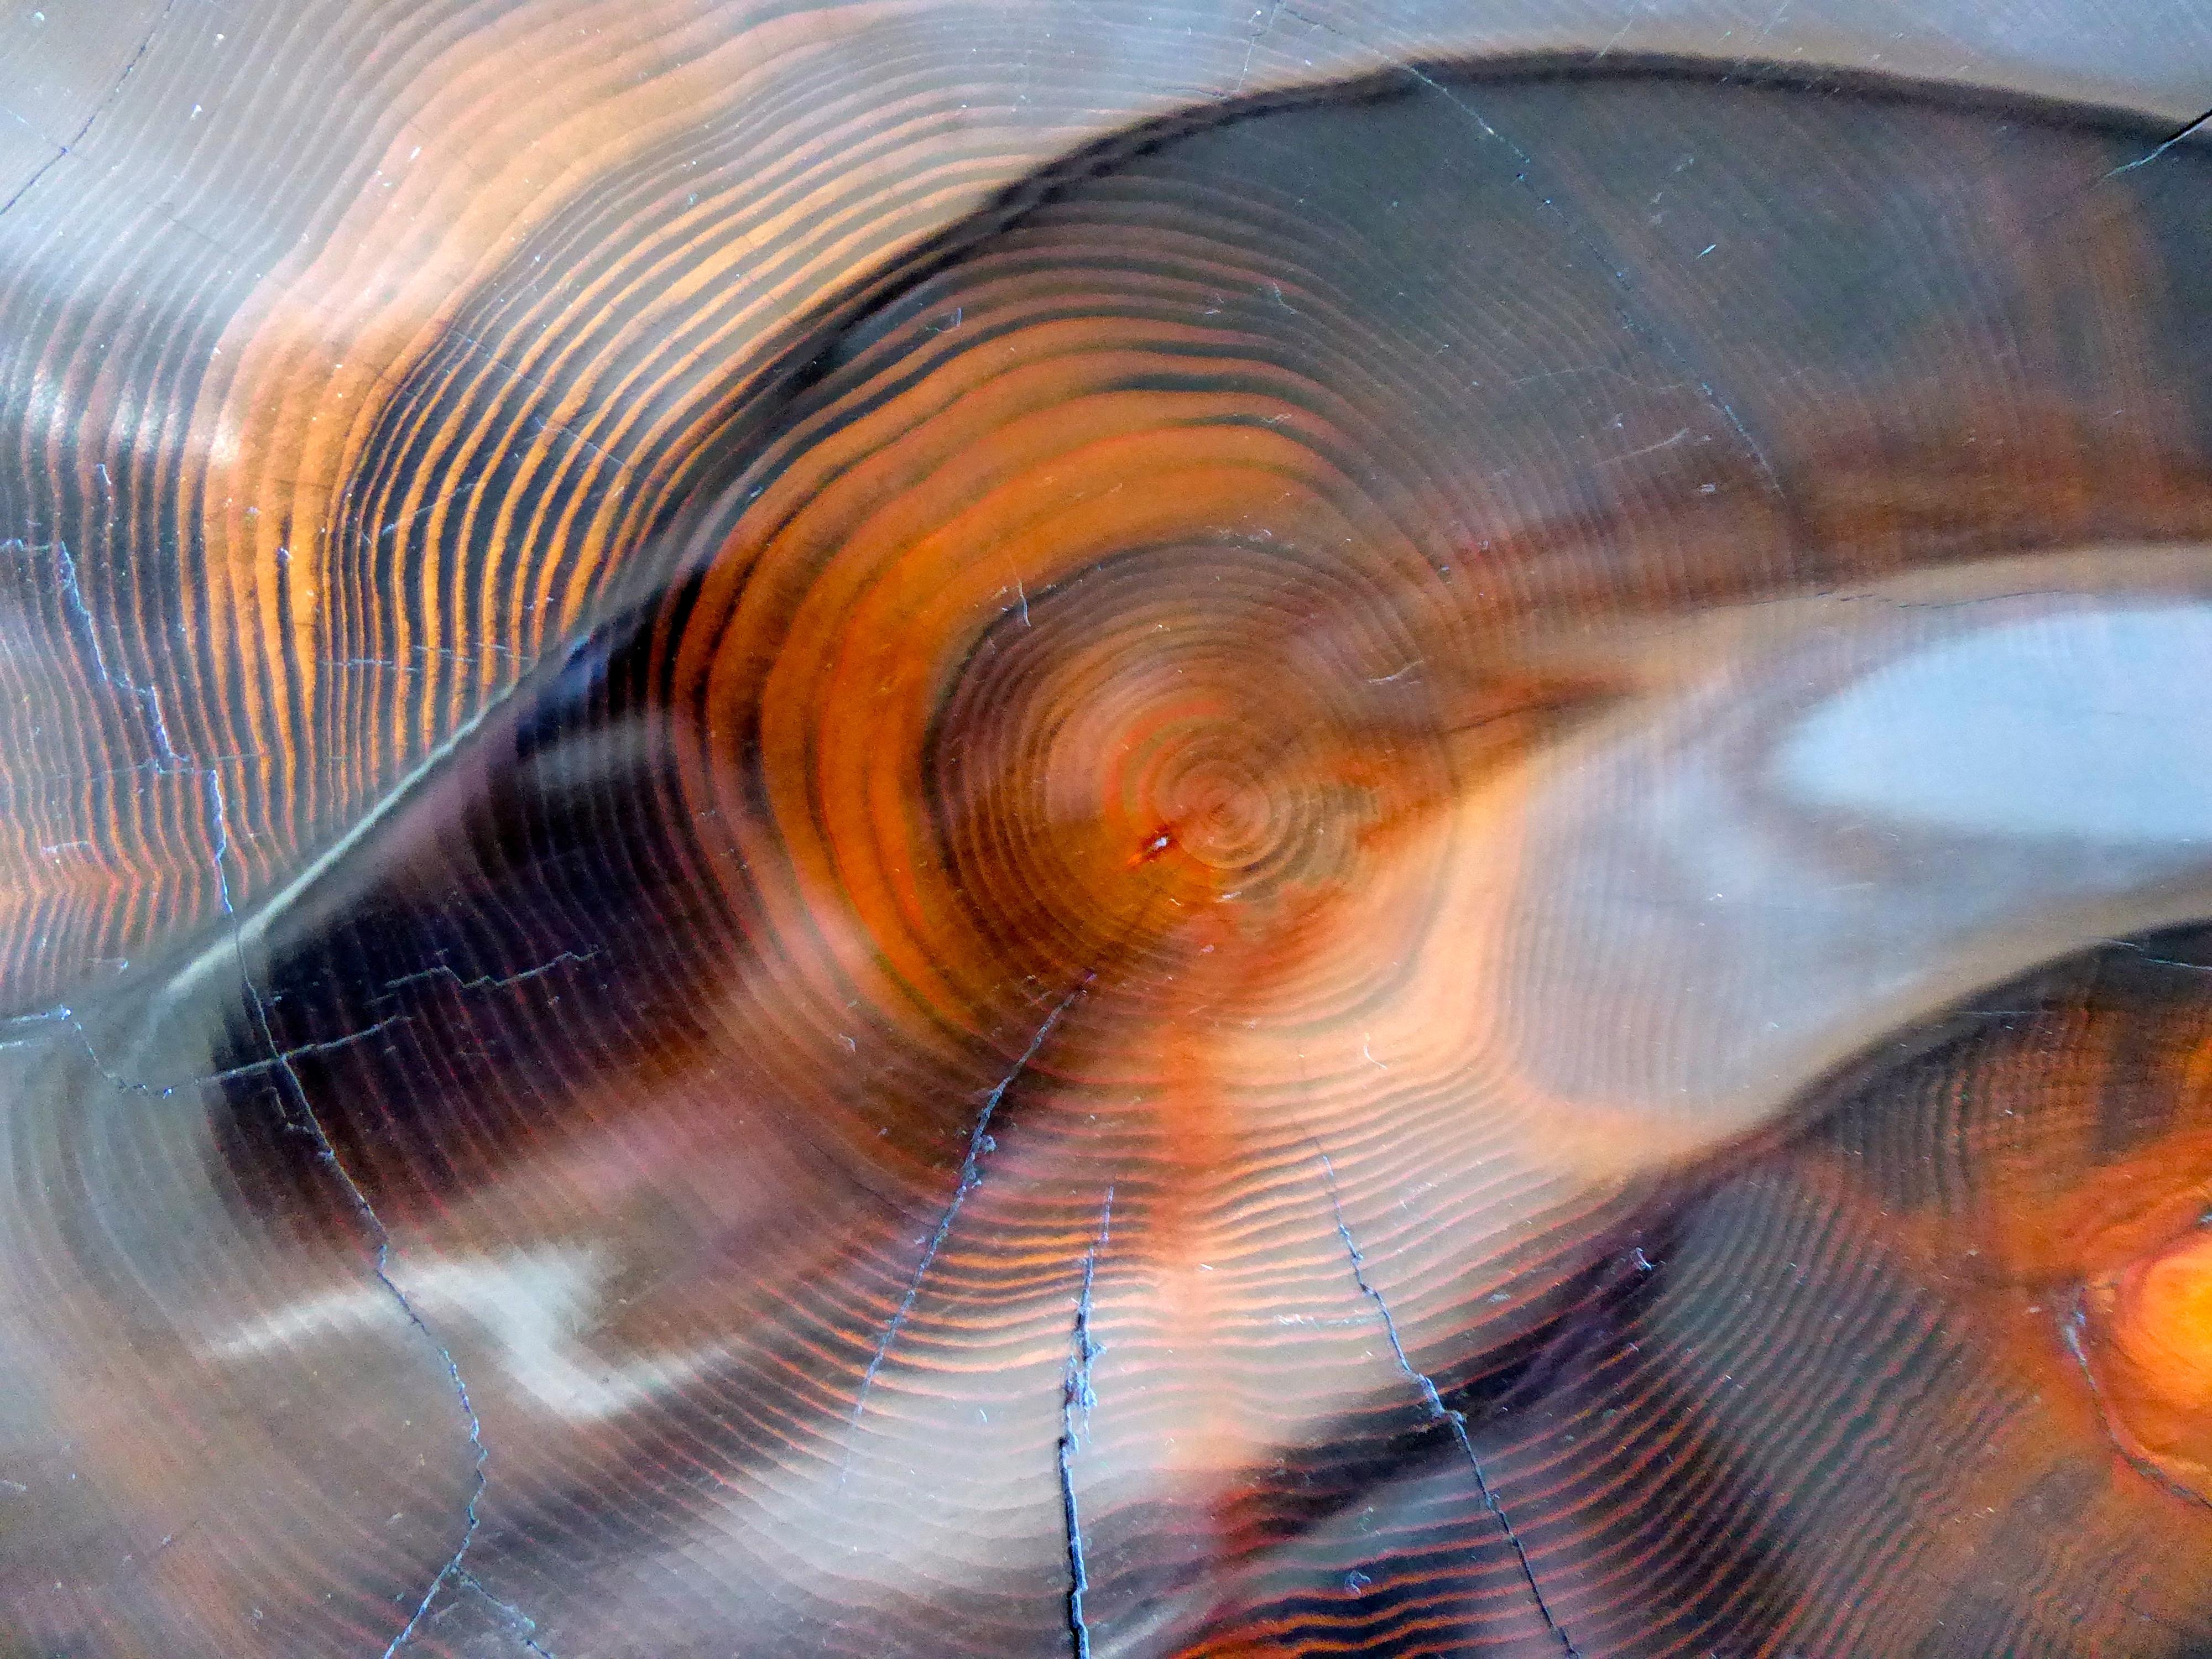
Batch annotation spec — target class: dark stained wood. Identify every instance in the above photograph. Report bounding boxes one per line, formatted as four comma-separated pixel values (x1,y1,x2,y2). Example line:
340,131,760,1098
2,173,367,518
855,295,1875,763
3,10,2212,1658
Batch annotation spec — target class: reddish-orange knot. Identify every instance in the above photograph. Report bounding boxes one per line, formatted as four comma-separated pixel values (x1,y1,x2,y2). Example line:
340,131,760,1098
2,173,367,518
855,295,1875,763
1128,825,1178,868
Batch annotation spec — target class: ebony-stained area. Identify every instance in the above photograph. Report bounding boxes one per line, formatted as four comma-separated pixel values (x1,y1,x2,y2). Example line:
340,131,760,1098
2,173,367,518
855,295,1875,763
6,54,2212,1659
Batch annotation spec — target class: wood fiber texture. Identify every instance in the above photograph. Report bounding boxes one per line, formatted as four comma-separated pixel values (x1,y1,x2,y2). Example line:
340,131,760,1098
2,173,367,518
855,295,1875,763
3,5,2212,1657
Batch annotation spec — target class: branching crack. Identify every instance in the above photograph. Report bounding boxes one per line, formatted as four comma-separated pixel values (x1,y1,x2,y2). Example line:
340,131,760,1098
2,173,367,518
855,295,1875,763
34,523,496,1648
1317,1150,1578,1657
206,773,490,1653
1058,1186,1114,1659
34,542,425,1102
844,973,1096,1467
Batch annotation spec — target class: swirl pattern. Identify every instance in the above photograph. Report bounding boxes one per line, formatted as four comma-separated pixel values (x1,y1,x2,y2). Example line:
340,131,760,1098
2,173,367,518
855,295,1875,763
4,32,2212,1659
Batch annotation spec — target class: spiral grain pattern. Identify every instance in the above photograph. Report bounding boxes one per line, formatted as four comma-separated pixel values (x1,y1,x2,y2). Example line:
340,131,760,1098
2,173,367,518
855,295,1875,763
4,8,2212,1657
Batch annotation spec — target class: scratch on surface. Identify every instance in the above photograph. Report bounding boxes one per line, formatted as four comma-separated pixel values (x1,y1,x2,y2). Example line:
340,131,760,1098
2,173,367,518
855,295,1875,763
2103,101,2212,180
1058,1186,1114,1659
456,1571,557,1658
359,392,617,533
2107,938,2212,974
1316,1150,1579,1657
843,974,1095,1471
372,473,489,544
1599,425,1695,466
1735,0,1793,67
1592,3,1648,59
1399,66,1783,502
0,0,182,221
438,327,636,475
0,1005,75,1058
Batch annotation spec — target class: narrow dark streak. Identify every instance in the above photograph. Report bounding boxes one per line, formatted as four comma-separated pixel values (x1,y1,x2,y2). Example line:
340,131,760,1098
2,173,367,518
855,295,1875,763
1059,1186,1115,1659
441,327,638,473
2058,1290,2212,1514
843,972,1097,1467
378,949,601,1001
204,1015,413,1087
1316,1150,1580,1658
39,539,188,771
0,134,75,223
1398,65,1783,500
356,330,634,551
2104,101,2212,179
58,1011,169,1095
456,1571,558,1659
0,0,182,221
66,1009,410,1098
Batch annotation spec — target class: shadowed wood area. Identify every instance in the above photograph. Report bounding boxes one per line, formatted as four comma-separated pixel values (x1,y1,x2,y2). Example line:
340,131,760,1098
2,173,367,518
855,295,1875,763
4,4,2212,1656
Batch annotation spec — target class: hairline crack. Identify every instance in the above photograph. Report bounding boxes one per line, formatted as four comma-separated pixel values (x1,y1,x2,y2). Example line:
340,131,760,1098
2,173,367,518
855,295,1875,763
212,775,492,1658
1317,1147,1579,1657
456,1569,559,1658
1398,64,1782,503
842,971,1097,1473
1059,1185,1115,1659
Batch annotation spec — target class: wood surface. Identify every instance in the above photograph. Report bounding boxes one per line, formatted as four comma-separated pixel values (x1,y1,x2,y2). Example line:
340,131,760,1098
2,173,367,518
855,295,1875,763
2,4,2211,1656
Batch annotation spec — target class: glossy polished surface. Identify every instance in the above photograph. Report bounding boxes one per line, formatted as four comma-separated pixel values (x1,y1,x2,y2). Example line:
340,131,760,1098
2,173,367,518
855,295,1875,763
4,5,2212,1656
